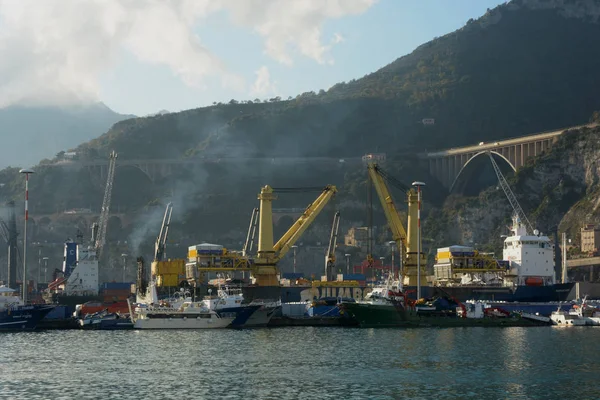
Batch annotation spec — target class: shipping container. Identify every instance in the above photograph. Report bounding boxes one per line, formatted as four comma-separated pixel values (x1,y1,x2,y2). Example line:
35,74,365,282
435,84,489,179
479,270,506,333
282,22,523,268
100,282,134,290
157,274,181,287
151,259,185,275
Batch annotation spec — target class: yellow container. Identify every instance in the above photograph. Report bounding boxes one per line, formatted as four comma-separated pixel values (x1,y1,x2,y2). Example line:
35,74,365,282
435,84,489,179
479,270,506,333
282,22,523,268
437,251,452,260
152,259,186,275
188,249,198,258
157,274,180,287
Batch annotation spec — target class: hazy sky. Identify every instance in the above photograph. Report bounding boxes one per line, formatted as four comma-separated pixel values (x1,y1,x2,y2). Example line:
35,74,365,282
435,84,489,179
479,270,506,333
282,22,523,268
0,0,505,116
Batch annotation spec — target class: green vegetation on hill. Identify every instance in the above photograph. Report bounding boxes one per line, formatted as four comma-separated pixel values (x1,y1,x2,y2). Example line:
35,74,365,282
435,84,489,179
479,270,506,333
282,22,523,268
2,1,600,269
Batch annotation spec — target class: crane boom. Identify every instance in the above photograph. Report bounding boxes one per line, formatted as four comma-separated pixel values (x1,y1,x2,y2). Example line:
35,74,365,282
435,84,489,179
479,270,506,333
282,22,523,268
242,208,259,257
154,202,173,262
95,151,118,257
367,163,409,250
325,211,341,281
487,152,535,233
367,162,426,287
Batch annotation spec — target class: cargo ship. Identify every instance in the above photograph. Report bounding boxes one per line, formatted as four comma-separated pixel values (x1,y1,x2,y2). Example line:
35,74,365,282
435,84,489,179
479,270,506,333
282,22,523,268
426,216,588,303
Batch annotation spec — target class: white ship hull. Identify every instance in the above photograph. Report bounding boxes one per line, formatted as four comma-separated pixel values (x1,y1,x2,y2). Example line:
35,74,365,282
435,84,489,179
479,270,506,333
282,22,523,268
134,314,233,329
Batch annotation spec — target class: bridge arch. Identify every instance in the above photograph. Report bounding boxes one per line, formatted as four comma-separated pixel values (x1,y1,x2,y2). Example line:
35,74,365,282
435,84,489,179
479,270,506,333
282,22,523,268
450,151,516,194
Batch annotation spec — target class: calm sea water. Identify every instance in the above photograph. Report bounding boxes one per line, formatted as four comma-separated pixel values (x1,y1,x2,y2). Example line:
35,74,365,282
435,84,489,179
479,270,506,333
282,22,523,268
1,327,599,399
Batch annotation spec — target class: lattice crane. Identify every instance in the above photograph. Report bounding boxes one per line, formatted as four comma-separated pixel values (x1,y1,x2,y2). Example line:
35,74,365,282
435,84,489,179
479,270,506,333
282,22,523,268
94,150,118,257
154,202,173,262
324,210,341,281
486,152,534,233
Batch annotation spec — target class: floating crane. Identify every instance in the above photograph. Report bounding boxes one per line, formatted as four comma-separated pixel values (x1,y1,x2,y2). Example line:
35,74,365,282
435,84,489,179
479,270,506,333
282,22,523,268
324,211,341,281
93,150,118,258
254,185,338,286
367,162,426,286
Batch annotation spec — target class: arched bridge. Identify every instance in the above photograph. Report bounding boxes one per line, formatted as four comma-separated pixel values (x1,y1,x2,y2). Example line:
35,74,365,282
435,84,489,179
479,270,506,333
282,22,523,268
421,124,596,192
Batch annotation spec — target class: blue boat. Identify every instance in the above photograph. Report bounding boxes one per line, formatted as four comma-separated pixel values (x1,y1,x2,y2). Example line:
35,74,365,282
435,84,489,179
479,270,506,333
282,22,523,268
0,287,55,331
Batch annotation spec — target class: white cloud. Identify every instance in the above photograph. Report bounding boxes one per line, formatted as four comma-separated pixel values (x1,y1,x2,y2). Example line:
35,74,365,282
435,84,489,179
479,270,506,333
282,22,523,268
0,0,376,107
250,66,277,97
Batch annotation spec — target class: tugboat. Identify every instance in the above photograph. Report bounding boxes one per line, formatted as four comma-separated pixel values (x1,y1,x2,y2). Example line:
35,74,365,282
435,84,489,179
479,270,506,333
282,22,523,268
0,286,55,331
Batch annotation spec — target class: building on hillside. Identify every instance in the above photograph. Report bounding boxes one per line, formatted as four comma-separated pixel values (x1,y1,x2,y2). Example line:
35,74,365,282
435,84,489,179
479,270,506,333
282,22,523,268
345,227,370,249
581,224,600,255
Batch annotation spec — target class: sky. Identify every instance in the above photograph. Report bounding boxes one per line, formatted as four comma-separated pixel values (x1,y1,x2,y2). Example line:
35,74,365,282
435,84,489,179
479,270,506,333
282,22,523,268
0,0,507,116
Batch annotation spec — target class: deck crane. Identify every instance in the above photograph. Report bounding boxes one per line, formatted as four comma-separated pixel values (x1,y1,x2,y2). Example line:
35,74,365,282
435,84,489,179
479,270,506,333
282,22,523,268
93,150,118,258
367,162,427,287
487,152,535,233
254,185,338,286
154,202,173,262
242,208,260,257
324,211,341,281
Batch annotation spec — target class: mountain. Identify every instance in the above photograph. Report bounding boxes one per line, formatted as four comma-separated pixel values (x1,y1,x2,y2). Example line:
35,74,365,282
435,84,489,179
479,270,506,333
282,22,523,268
0,103,134,168
2,0,600,272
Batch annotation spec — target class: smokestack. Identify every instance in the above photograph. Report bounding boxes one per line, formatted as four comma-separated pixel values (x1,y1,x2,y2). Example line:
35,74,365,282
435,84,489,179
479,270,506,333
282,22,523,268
136,256,147,296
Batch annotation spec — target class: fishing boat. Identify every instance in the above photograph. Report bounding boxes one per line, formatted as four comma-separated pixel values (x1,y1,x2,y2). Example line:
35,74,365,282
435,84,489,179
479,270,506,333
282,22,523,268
550,297,600,326
130,300,233,329
0,286,55,331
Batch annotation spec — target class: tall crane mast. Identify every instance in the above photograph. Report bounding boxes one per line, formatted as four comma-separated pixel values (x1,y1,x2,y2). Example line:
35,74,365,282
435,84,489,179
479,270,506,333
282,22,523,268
487,152,534,233
367,162,426,286
254,185,337,286
324,211,341,281
154,202,173,262
94,150,118,258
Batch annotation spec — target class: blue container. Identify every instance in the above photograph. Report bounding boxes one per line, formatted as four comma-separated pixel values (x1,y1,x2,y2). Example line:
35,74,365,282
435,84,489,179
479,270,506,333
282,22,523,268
343,273,366,281
282,272,305,280
101,282,133,290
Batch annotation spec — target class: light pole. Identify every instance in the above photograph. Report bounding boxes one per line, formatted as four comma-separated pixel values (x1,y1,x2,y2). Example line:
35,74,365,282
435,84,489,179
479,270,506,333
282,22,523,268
412,181,426,300
19,168,34,303
345,253,351,275
379,256,385,280
43,257,49,283
388,241,395,279
291,245,298,274
121,253,128,282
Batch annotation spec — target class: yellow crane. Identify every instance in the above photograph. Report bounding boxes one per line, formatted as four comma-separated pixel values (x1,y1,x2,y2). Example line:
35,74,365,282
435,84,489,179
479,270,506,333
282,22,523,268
185,185,338,286
254,185,338,286
367,162,426,286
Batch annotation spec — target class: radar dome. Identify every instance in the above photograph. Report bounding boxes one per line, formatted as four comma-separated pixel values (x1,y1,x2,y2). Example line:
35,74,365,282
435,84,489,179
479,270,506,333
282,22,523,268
533,229,539,236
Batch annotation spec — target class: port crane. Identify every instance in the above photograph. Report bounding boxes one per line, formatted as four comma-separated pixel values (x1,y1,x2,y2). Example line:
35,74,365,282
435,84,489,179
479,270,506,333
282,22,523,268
487,152,534,234
93,150,118,258
324,211,341,281
367,162,426,286
254,185,338,286
184,185,337,287
154,202,173,262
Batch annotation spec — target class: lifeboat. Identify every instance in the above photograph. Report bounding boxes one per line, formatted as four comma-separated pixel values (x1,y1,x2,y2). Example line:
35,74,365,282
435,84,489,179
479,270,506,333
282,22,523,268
525,277,544,286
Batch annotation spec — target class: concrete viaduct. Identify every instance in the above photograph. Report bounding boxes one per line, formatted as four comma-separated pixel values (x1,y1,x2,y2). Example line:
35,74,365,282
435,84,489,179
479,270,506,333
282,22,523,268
48,156,362,184
421,124,597,192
